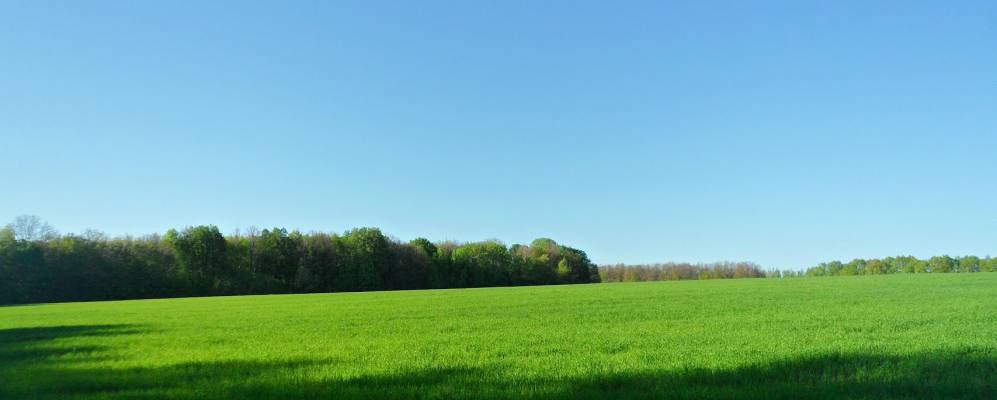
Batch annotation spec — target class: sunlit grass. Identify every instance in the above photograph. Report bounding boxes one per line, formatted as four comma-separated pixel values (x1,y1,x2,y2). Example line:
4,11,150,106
1,273,995,399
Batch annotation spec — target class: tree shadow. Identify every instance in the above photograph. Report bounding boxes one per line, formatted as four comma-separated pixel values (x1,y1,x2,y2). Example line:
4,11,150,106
290,352,994,400
560,351,996,399
1,324,993,399
0,324,147,344
0,324,146,363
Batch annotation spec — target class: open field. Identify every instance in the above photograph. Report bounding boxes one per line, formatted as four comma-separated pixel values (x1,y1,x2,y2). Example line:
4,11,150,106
1,274,995,399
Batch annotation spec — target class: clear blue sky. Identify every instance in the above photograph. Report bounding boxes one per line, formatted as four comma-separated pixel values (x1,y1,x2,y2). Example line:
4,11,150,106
3,1,996,269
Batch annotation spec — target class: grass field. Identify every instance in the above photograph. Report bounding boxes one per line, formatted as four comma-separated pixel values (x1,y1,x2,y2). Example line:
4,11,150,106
1,274,995,399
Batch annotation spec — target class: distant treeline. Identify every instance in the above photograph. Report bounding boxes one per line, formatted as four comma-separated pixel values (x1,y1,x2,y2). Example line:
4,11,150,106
806,255,997,276
0,216,599,305
599,262,766,282
5,215,994,305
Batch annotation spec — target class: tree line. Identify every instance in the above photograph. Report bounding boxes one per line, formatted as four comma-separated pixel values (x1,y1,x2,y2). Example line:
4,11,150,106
805,255,997,276
5,215,993,304
599,262,766,282
0,216,599,305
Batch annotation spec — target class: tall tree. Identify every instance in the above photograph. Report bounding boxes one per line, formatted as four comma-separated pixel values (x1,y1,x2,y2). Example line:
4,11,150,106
5,215,58,241
342,228,390,291
167,225,229,294
256,228,300,286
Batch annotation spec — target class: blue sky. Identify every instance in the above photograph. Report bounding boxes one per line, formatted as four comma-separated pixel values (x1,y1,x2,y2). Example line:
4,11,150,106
2,1,996,269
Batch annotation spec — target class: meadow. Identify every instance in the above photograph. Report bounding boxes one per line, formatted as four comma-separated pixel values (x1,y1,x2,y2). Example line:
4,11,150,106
1,273,994,399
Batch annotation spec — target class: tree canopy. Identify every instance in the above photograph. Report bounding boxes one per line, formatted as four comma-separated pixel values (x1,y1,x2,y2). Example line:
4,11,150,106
3,215,993,305
0,216,599,305
805,255,996,276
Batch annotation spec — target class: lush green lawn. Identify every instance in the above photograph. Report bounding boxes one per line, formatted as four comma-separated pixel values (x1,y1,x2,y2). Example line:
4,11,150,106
1,274,994,399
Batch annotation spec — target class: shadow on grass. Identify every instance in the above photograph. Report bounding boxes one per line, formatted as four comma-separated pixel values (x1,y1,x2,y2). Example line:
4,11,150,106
0,324,147,363
0,324,993,399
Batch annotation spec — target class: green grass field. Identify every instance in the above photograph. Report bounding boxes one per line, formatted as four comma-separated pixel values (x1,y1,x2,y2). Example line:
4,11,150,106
1,274,995,399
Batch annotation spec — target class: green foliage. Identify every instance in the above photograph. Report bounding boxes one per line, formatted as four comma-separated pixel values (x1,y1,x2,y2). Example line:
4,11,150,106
0,235,46,303
170,225,229,293
294,233,344,293
1,274,994,399
256,228,300,285
982,257,997,272
555,258,571,281
341,228,390,291
927,256,956,273
862,259,887,275
602,262,765,282
8,216,990,306
841,259,864,276
0,229,27,304
958,256,980,273
0,220,605,305
0,227,14,242
806,255,994,277
452,241,511,287
409,238,437,257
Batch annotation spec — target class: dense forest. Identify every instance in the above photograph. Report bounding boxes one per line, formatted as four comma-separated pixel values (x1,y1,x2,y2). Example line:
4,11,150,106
3,215,994,305
603,256,997,282
599,262,766,282
805,255,997,276
0,216,599,305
